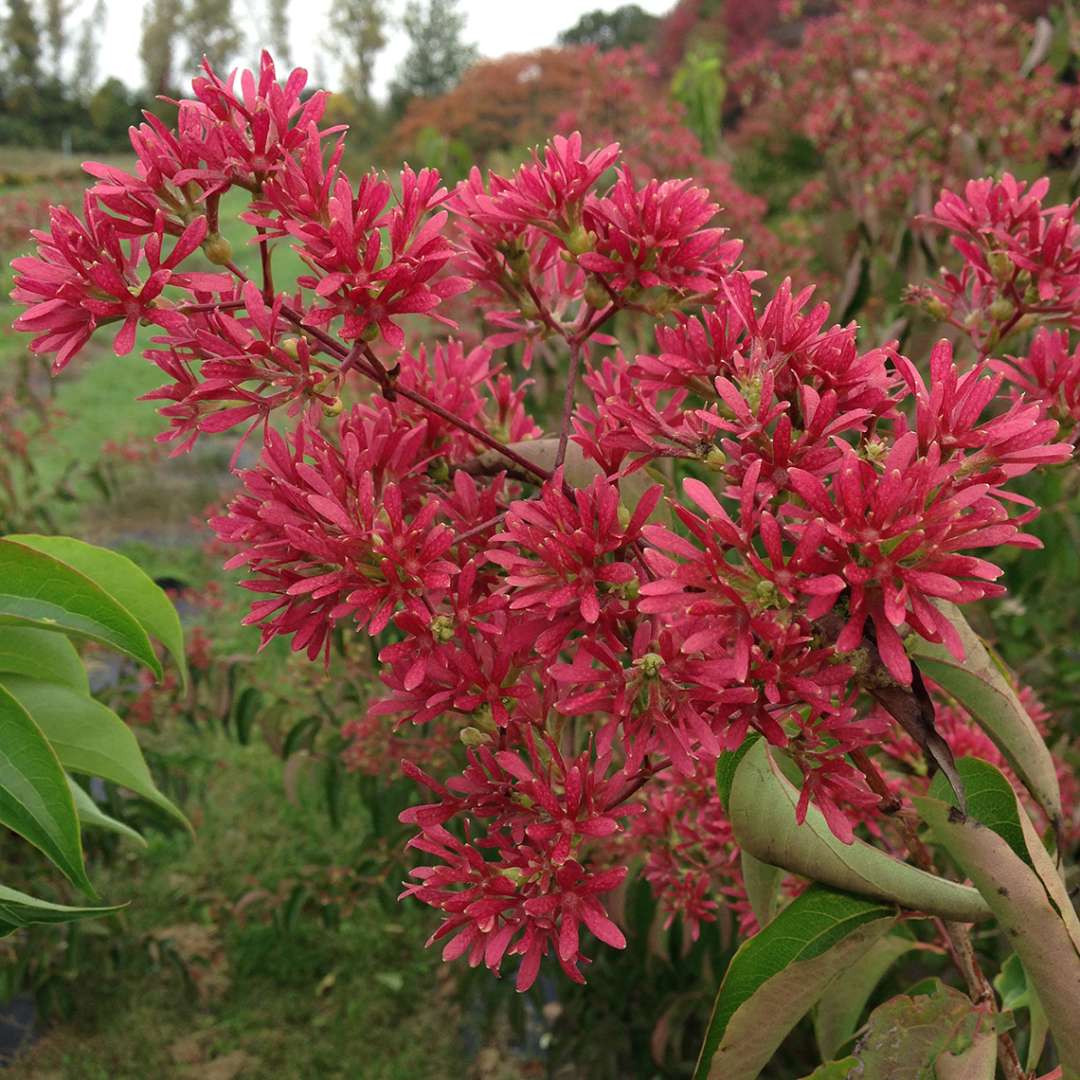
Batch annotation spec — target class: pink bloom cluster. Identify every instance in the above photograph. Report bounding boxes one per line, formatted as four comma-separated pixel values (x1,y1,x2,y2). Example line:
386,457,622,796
731,0,1074,236
10,53,1075,991
912,174,1080,441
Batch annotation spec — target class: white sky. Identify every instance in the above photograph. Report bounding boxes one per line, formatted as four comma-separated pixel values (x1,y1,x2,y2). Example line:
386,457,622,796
97,0,674,100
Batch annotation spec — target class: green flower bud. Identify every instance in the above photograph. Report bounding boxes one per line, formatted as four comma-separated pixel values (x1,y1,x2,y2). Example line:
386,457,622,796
987,250,1013,283
704,447,727,471
459,726,492,747
202,232,233,266
637,652,664,678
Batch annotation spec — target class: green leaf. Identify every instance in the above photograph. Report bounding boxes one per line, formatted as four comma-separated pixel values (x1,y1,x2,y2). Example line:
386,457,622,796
716,733,761,810
929,756,1029,866
727,739,991,922
908,601,1062,830
693,885,896,1080
814,928,926,1060
0,881,124,936
800,1060,857,1079
9,535,187,687
994,953,1049,1072
916,786,1080,1073
740,849,784,929
0,538,160,677
68,778,146,848
832,981,1000,1079
0,625,88,692
0,682,92,894
0,676,189,830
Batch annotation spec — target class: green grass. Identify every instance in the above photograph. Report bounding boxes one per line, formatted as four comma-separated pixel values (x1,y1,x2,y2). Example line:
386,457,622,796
7,731,468,1080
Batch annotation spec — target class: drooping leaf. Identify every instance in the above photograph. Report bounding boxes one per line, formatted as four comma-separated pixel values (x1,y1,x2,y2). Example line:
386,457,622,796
0,625,88,692
9,535,187,687
0,539,160,676
909,601,1062,830
831,981,1003,1080
693,885,896,1080
814,927,929,1060
0,881,124,936
0,682,92,894
929,756,1028,865
716,733,761,810
916,784,1080,1072
740,849,784,929
994,952,1049,1073
0,676,188,830
728,739,990,922
68,777,146,848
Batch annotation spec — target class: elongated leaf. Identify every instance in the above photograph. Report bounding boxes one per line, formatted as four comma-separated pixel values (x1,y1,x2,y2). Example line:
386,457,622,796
994,952,1049,1072
740,849,784,929
0,881,124,936
728,739,990,922
908,601,1062,829
0,625,88,691
0,676,188,829
0,539,160,676
0,682,92,894
916,787,1080,1072
929,756,1028,864
694,885,896,1080
68,778,146,847
814,928,927,1060
10,535,186,687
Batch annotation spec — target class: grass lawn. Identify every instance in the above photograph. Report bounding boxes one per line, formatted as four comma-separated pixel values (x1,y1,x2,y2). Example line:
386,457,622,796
7,731,473,1080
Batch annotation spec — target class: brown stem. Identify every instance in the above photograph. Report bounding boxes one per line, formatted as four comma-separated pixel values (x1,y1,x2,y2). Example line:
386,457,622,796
850,748,901,814
225,260,554,485
257,226,274,302
555,340,582,469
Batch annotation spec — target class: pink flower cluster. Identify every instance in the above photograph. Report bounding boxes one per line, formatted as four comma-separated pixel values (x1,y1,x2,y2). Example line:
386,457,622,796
10,53,1075,991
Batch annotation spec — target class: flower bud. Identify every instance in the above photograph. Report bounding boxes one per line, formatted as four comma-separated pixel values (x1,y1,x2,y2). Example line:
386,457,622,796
923,296,950,321
279,337,301,359
202,232,233,266
987,249,1012,283
636,652,664,678
583,278,609,310
988,297,1013,322
459,726,492,747
564,224,595,256
322,396,344,417
431,614,455,642
704,447,727,471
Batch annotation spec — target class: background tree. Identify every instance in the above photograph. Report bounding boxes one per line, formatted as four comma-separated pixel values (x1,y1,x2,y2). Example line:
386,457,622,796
387,0,477,117
140,0,184,97
42,0,77,78
2,0,44,98
184,0,243,71
325,0,386,108
267,0,291,67
71,0,105,101
558,4,659,50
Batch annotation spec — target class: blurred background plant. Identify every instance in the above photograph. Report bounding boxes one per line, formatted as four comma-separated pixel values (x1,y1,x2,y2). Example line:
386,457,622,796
0,1,1078,1077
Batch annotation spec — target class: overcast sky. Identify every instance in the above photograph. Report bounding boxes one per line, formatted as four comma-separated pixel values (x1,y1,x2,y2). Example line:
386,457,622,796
96,0,674,99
